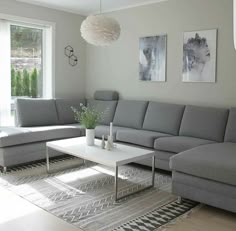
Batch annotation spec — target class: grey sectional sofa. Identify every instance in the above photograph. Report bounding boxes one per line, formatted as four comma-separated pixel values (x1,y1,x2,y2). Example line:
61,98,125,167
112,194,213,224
0,90,235,213
170,108,236,213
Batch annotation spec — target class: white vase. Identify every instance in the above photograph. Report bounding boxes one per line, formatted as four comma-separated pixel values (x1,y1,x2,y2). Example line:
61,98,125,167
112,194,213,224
86,129,95,146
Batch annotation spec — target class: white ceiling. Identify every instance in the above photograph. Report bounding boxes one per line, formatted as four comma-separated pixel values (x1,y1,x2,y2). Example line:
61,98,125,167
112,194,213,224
16,0,167,16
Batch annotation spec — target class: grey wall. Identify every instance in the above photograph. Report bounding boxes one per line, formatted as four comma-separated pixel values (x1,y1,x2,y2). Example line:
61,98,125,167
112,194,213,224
86,0,236,107
0,0,86,98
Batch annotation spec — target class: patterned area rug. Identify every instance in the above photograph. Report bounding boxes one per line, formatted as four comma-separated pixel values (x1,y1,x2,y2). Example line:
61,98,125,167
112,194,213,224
0,157,198,231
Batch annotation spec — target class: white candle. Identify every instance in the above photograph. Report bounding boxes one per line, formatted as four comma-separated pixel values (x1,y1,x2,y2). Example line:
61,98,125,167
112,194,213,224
110,122,113,137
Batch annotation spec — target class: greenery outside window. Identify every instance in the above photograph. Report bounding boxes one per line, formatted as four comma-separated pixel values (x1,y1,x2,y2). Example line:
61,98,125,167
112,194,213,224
11,25,43,98
10,25,44,122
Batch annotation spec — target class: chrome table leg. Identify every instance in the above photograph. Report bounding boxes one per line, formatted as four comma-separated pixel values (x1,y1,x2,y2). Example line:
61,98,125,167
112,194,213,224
177,196,183,204
114,166,118,201
46,146,50,173
114,155,155,202
152,156,155,186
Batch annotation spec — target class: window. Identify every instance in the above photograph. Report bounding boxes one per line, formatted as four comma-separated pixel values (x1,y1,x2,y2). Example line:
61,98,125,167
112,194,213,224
11,25,43,98
0,16,54,126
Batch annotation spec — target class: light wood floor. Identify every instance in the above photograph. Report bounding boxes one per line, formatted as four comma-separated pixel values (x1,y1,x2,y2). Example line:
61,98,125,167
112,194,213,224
165,205,236,231
0,186,235,231
0,186,82,231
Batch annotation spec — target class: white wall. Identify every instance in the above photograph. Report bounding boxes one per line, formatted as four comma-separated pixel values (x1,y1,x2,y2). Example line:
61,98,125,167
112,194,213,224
0,0,86,98
86,0,236,107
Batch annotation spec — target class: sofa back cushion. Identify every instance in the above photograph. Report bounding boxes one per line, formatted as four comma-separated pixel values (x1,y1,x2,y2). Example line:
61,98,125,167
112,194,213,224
113,100,148,129
87,99,117,125
224,108,236,142
55,98,86,124
143,102,185,135
16,98,59,127
94,90,119,101
180,105,229,142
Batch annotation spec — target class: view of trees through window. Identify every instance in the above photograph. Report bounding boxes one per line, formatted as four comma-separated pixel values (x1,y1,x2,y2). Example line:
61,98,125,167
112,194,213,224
11,25,43,99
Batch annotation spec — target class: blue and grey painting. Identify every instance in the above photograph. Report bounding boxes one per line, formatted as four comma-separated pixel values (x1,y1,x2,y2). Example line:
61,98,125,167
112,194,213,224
139,35,166,81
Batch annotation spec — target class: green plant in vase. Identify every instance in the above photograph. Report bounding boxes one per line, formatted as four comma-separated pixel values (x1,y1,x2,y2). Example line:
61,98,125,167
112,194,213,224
72,104,103,146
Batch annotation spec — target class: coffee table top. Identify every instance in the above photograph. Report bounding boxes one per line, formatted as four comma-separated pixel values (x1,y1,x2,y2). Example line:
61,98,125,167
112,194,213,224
47,137,155,167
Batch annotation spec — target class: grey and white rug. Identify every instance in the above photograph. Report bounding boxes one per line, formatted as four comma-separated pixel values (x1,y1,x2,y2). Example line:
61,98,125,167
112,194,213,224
0,157,198,231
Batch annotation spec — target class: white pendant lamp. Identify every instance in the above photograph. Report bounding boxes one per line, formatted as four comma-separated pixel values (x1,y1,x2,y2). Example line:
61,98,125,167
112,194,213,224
80,0,121,46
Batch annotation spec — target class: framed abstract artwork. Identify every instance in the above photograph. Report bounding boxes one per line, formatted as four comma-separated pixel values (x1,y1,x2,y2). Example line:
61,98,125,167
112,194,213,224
182,29,217,82
139,35,167,82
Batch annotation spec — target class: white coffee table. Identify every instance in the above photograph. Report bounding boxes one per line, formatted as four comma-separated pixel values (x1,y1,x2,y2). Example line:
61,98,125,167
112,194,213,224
46,137,156,201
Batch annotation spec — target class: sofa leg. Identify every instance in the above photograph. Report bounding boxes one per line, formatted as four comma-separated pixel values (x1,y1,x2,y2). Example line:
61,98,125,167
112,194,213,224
2,167,7,173
177,196,183,204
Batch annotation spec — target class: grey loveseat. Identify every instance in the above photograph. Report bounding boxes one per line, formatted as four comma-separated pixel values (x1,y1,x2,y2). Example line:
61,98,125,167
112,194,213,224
0,91,235,213
0,91,119,169
0,98,85,169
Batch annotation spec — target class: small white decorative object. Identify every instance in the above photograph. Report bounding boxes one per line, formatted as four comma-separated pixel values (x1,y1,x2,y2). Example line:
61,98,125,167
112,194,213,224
86,129,95,146
109,135,114,148
110,122,113,136
109,122,114,147
106,136,112,151
80,0,120,46
101,135,105,149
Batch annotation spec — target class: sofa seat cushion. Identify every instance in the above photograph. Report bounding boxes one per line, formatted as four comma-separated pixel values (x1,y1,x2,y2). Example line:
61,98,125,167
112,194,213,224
170,142,236,186
95,125,133,140
0,125,82,148
116,129,171,148
154,136,215,153
156,150,176,161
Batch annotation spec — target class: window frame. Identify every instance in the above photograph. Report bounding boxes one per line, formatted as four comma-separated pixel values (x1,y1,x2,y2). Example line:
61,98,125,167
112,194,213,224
0,13,56,99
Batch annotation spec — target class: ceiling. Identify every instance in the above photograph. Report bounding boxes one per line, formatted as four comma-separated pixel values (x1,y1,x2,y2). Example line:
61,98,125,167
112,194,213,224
16,0,167,16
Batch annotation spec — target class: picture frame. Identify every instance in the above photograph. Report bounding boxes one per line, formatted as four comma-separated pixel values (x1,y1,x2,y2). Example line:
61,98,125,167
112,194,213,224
182,29,217,83
139,35,167,82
